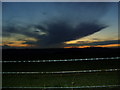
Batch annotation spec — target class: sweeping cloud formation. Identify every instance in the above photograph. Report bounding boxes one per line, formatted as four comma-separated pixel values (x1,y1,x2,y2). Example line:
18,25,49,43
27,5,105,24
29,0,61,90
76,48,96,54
3,20,107,48
2,2,118,48
26,22,107,48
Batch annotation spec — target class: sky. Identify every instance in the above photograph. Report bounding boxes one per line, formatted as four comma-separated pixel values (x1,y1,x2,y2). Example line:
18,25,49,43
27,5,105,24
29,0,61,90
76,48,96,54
0,2,1,28
2,2,119,48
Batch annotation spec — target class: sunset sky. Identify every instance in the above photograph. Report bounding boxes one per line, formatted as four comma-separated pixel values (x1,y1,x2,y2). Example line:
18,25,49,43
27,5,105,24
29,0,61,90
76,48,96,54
2,2,119,48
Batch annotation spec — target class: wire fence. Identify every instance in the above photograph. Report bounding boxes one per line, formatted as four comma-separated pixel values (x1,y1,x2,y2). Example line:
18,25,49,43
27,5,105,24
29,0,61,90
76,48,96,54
2,57,120,89
2,85,120,89
1,68,120,74
1,57,120,63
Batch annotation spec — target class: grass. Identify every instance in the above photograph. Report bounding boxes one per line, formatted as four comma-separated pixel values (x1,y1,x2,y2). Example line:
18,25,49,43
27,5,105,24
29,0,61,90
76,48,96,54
3,71,120,87
3,59,120,72
2,58,120,89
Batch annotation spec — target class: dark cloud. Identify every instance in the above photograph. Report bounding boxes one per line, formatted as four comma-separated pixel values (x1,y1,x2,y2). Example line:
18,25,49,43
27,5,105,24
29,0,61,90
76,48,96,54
3,23,42,39
91,40,119,45
3,25,17,36
91,38,101,40
3,2,113,48
15,21,107,48
37,21,106,47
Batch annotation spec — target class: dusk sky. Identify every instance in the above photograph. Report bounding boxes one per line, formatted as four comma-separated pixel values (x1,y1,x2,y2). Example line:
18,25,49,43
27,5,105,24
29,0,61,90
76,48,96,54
2,2,119,48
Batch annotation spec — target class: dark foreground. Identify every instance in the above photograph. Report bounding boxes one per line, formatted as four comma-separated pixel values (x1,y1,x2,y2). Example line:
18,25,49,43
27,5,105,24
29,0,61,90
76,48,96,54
2,47,119,60
2,88,120,90
2,48,120,89
3,59,120,72
2,71,120,88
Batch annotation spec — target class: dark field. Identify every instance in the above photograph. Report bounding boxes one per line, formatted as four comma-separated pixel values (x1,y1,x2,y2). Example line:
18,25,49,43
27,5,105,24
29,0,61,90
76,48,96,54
2,48,119,60
2,88,120,90
2,48,120,89
3,59,120,72
2,71,120,87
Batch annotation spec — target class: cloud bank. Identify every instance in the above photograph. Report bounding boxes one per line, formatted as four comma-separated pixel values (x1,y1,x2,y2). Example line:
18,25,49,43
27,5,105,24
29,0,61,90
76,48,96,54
3,20,107,48
3,2,113,48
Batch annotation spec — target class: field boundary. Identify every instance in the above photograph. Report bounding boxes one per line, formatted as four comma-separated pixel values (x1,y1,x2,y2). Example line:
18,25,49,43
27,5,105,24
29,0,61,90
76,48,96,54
2,85,120,89
1,69,120,74
1,57,120,63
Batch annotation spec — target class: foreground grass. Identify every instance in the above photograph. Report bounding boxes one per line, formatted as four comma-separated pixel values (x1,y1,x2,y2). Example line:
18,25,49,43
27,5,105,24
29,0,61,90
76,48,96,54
3,71,119,87
3,59,120,72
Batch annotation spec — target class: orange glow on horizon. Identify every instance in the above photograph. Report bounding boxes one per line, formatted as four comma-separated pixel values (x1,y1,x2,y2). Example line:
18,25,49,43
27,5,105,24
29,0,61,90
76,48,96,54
64,44,120,48
94,44,120,48
2,40,35,47
5,44,33,47
64,46,90,48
